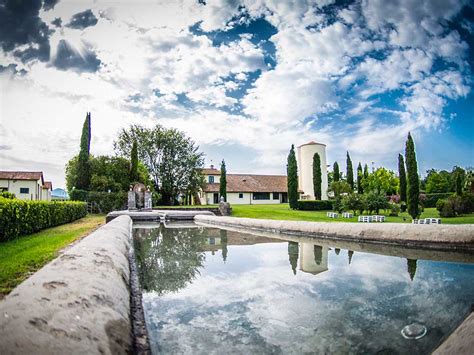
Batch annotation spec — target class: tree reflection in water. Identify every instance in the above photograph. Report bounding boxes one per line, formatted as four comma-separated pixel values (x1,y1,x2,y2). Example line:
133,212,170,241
288,241,299,275
348,250,354,264
220,229,228,263
134,226,206,295
407,258,418,281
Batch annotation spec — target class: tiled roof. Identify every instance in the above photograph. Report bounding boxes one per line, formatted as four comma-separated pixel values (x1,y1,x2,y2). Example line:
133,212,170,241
43,181,52,190
200,168,221,175
203,174,288,193
0,171,44,181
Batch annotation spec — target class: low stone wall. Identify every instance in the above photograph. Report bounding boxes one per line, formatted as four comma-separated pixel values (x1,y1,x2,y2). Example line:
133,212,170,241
433,311,474,355
0,215,133,355
194,215,474,251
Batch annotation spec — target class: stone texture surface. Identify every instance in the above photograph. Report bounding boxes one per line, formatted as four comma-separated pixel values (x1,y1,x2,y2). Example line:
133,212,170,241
218,201,232,216
107,209,215,223
433,312,474,355
194,215,474,250
0,215,133,355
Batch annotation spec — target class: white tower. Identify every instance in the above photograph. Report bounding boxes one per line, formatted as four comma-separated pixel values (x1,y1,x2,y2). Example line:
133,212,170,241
297,141,328,200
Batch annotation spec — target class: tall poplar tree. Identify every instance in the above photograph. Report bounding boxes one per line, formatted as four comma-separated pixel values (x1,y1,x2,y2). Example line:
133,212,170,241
287,145,298,209
312,153,322,200
333,162,340,182
76,112,91,190
405,132,420,219
130,139,139,183
346,151,354,189
219,159,227,202
398,154,407,203
357,162,363,194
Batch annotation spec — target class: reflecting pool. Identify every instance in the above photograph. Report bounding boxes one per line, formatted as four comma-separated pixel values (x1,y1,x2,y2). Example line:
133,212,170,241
133,223,474,354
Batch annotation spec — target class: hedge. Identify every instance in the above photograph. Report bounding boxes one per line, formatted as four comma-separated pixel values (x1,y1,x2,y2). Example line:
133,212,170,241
296,200,333,211
422,193,453,208
70,189,127,214
0,197,87,241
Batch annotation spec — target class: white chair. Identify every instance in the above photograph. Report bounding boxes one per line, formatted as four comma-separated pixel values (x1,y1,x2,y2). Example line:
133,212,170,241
342,212,353,218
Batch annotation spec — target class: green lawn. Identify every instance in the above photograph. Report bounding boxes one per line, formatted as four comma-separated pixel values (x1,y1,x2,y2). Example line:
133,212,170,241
0,214,104,298
230,204,474,224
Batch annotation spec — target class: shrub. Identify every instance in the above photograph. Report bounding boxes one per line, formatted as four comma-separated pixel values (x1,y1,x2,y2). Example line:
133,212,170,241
87,191,127,214
436,199,446,212
69,188,89,201
342,193,364,214
363,191,389,214
332,198,344,213
297,200,333,211
0,191,16,199
422,193,453,208
0,198,87,241
388,202,401,216
439,199,456,218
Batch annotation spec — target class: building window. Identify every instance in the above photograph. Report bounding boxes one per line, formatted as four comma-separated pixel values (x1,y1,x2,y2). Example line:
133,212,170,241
239,193,243,198
253,192,270,200
273,192,279,200
20,187,29,194
209,176,214,183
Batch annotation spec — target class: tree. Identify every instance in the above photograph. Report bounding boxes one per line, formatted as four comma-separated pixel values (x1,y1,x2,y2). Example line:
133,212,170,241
333,162,340,182
219,159,227,202
329,180,352,198
287,144,298,209
66,155,151,193
357,163,363,194
114,124,205,205
425,170,450,193
398,154,407,202
342,193,364,215
76,112,91,189
312,153,322,200
130,139,139,184
288,242,299,275
363,167,399,195
405,132,420,219
363,164,369,181
346,152,354,190
407,259,417,281
363,190,390,214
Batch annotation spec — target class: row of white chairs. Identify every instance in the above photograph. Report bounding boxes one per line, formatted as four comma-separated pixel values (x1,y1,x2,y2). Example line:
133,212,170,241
358,215,385,223
413,218,442,224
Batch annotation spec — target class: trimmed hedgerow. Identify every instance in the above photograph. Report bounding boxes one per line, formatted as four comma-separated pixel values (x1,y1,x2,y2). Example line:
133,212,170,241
0,198,87,241
297,200,333,211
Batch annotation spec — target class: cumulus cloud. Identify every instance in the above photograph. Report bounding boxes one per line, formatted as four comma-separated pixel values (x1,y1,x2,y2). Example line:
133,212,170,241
66,9,98,30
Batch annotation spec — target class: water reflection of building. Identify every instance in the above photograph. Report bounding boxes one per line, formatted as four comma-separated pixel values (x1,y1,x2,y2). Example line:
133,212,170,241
299,243,329,275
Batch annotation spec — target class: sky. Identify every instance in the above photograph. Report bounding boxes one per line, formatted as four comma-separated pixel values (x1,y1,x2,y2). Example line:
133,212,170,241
0,0,473,189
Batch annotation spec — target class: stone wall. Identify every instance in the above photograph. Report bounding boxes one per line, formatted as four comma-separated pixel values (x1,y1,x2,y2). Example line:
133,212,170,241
0,215,133,355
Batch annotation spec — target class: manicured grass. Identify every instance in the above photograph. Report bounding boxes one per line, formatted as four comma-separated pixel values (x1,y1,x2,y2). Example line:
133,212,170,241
230,204,474,224
0,214,104,298
153,205,218,208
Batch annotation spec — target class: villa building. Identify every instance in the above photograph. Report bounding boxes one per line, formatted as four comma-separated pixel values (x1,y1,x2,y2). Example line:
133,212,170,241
0,171,52,201
198,141,328,205
198,167,289,205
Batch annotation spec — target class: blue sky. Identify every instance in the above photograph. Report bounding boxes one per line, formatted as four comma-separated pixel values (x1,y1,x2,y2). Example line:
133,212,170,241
0,0,473,187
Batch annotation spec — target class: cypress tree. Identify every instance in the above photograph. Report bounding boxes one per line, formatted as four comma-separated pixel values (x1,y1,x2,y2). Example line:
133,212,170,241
455,172,463,195
363,163,369,180
287,145,298,209
130,139,139,183
346,151,354,189
333,162,340,182
407,259,417,281
219,159,227,202
398,154,407,202
76,112,91,190
405,132,420,219
357,162,363,194
312,153,322,200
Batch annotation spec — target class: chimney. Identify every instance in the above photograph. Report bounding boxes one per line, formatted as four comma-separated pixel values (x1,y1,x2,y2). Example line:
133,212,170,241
210,164,214,169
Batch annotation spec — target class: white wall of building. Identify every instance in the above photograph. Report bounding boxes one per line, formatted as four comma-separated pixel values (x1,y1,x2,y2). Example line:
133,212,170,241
0,179,43,200
201,191,284,205
297,143,328,200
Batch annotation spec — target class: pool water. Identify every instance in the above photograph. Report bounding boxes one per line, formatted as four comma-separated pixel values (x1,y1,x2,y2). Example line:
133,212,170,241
133,223,474,354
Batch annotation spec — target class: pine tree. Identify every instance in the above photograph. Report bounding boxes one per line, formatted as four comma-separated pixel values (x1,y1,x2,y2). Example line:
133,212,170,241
333,162,340,182
220,159,227,202
346,151,354,189
76,112,91,190
405,132,420,219
312,153,322,200
287,145,299,209
357,162,363,194
398,154,407,202
130,139,139,183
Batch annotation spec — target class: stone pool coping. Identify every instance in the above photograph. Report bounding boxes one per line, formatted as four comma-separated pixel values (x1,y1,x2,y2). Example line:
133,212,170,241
0,215,141,355
194,215,474,251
